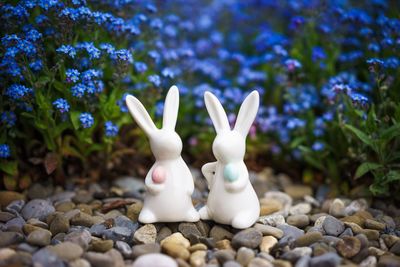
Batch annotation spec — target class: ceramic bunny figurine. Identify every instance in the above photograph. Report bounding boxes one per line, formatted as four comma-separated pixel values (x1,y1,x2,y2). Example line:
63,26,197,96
199,90,260,229
125,86,199,223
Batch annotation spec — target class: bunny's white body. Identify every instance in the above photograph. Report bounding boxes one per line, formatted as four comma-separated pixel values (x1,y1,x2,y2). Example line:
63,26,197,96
126,86,199,223
199,91,261,229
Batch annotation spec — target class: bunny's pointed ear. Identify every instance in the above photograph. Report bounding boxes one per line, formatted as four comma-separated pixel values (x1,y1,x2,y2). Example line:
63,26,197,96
126,95,158,136
162,85,179,130
204,91,230,133
234,90,259,137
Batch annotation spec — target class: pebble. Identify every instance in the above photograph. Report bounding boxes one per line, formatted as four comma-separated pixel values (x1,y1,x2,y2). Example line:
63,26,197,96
253,223,284,238
281,247,312,262
70,259,91,267
126,202,143,221
329,198,346,217
236,247,255,266
231,228,263,249
247,258,273,267
223,260,242,267
277,224,304,245
116,241,132,258
214,249,236,264
322,215,345,236
55,201,76,212
263,191,292,216
161,233,190,248
190,250,207,267
260,200,283,215
210,225,234,241
64,229,92,250
71,212,104,227
132,243,161,258
0,211,15,222
287,214,310,228
295,255,311,267
0,248,16,260
27,229,52,246
5,216,25,232
188,243,207,252
294,231,322,247
72,190,93,204
390,240,400,255
32,248,65,267
344,199,368,215
364,218,386,231
259,236,277,253
103,226,132,242
156,226,173,243
359,256,377,267
289,203,311,215
284,185,312,199
336,236,361,258
378,255,400,267
84,251,114,267
133,224,157,244
309,252,342,267
0,191,25,207
216,239,232,250
258,214,285,226
132,253,178,267
48,242,84,261
162,242,190,260
21,199,55,221
6,199,25,214
50,214,70,235
90,239,114,252
178,222,201,239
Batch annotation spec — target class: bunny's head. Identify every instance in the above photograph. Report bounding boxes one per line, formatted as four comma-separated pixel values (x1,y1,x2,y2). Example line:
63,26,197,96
204,90,260,164
126,86,183,161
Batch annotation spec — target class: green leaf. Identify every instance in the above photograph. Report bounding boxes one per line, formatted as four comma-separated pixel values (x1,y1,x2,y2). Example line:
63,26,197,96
70,111,81,130
0,160,18,176
354,162,382,179
380,123,400,141
290,136,306,149
383,170,400,184
344,124,376,151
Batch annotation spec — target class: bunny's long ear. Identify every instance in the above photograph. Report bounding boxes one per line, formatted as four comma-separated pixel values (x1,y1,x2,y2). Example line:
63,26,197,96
233,90,259,137
162,85,179,130
126,95,158,136
204,91,230,133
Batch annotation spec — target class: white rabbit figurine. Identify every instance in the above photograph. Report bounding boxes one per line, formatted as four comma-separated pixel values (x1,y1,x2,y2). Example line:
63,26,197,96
199,90,260,229
125,86,199,223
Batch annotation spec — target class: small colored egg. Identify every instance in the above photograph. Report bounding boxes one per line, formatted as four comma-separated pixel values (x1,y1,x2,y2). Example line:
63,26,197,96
224,163,239,182
152,166,166,184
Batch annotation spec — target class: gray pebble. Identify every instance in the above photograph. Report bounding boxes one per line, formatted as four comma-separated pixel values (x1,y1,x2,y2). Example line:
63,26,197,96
131,253,177,267
103,226,132,242
21,199,55,221
322,216,345,236
309,252,341,267
32,248,65,267
116,240,132,258
231,228,263,249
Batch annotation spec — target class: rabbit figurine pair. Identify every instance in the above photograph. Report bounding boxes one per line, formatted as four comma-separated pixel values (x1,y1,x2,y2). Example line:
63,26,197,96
125,86,260,229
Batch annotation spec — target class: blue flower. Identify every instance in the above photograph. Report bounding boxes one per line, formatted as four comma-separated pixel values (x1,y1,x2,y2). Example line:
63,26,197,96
25,29,42,42
53,98,70,113
5,84,33,100
29,60,43,71
66,69,80,83
1,111,17,127
111,49,133,63
312,46,326,61
161,67,175,78
104,121,118,137
38,0,59,10
81,69,102,81
148,74,161,86
312,141,325,151
284,59,302,72
71,83,86,98
57,45,77,58
99,43,115,54
79,112,94,128
76,42,101,59
134,62,147,73
0,144,11,158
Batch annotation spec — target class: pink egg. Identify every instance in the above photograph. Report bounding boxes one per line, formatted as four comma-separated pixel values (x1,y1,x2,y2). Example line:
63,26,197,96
152,166,166,184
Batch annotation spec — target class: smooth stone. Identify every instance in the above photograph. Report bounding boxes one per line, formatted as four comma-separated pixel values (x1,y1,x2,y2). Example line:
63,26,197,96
133,224,157,244
103,226,132,242
0,191,25,207
161,242,190,260
91,239,114,252
188,243,208,252
236,247,255,266
284,185,312,199
364,219,386,231
64,229,92,249
106,249,124,267
329,198,346,217
132,243,161,258
344,199,368,215
322,215,345,236
195,221,210,237
70,212,104,227
0,248,16,260
295,255,311,267
287,214,310,228
84,252,114,267
55,201,76,212
294,231,322,247
70,259,91,267
156,226,172,243
289,203,312,215
114,177,145,194
5,216,25,232
339,227,353,238
258,214,285,226
369,247,385,257
390,240,400,255
214,249,236,264
359,256,377,267
21,199,55,221
6,199,25,214
77,204,93,215
378,255,400,267
231,228,263,249
178,222,201,239
89,223,107,237
132,253,178,267
277,224,304,245
253,223,284,238
27,218,48,228
248,257,274,267
116,240,132,258
263,191,292,216
17,242,38,253
27,229,52,246
32,248,65,267
309,252,342,267
210,225,233,241
161,233,190,248
126,202,143,221
260,200,283,215
50,214,70,235
190,250,207,267
304,195,320,207
322,235,341,246
114,215,139,230
336,236,361,258
216,239,232,250
72,190,93,204
223,260,242,267
50,191,76,203
0,211,15,222
259,236,277,253
382,234,400,248
48,241,84,261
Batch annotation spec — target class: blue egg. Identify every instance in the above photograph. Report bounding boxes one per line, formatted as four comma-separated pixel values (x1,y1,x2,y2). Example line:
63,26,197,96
224,163,239,182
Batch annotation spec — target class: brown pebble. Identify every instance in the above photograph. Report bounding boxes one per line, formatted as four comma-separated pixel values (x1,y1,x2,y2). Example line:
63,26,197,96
336,236,361,258
162,242,190,260
294,232,322,247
